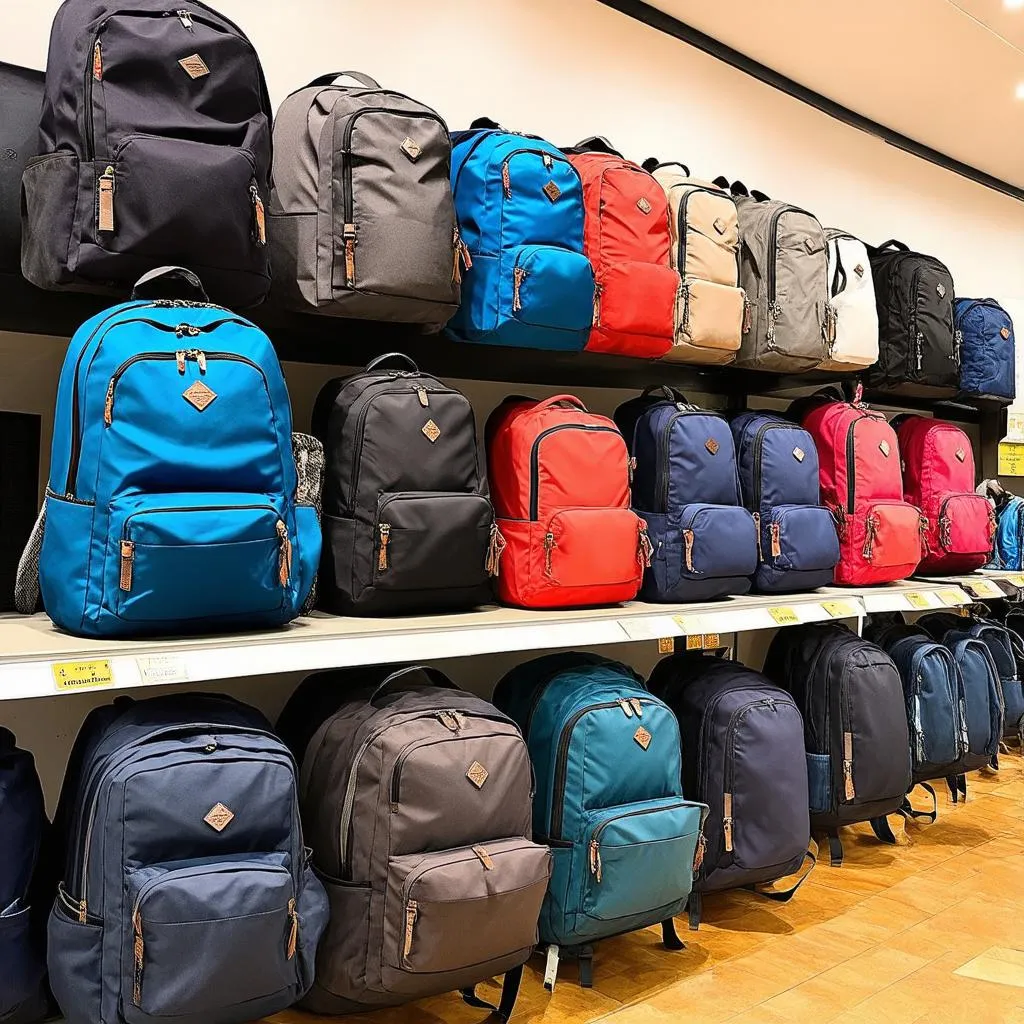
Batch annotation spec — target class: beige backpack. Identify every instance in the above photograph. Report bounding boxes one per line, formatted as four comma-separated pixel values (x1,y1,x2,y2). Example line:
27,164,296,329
645,160,746,365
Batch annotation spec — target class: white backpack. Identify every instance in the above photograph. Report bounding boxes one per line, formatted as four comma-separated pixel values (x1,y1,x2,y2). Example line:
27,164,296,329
822,230,879,371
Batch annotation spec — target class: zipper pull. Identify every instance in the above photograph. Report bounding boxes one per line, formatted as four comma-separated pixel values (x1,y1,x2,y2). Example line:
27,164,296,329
276,521,292,586
752,511,762,561
919,514,930,556
542,152,553,170
628,455,637,486
403,900,418,961
693,833,707,875
592,282,603,327
683,528,695,573
452,227,462,284
79,897,88,925
502,161,512,198
104,379,116,426
638,521,654,568
589,839,602,882
343,223,357,286
989,508,998,540
512,266,526,312
939,515,950,551
377,523,390,571
830,503,848,541
862,514,877,560
543,531,555,575
618,699,634,719
843,731,855,800
485,523,506,577
770,522,781,559
416,385,429,407
132,907,144,1005
436,710,460,732
250,184,266,246
286,898,298,960
120,540,135,591
630,698,643,717
916,331,924,372
97,166,115,233
93,41,103,81
742,294,752,334
679,281,691,333
175,350,186,374
186,349,207,373
177,9,194,30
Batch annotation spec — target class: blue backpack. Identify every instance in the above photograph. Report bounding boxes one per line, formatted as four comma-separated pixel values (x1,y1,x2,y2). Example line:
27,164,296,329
994,495,1024,570
955,298,1015,401
0,730,48,1024
47,693,328,1024
615,387,758,602
493,653,707,990
731,411,839,593
37,268,319,637
448,121,594,350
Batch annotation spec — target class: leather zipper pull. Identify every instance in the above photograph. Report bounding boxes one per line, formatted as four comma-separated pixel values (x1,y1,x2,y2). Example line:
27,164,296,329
513,266,526,312
132,907,144,1005
472,845,494,870
416,386,429,407
502,161,511,198
683,529,695,572
104,379,116,426
543,531,555,575
770,522,781,559
97,166,115,233
593,282,603,327
93,41,103,80
460,238,473,271
343,223,357,286
175,350,186,374
78,897,88,925
286,898,298,960
618,699,634,719
120,541,135,591
742,294,752,334
638,521,654,568
485,523,506,577
250,184,266,246
630,698,643,717
723,792,734,852
589,839,602,882
693,833,707,875
452,227,462,284
377,523,390,571
843,731,855,800
276,521,292,586
403,900,418,960
862,515,877,560
752,511,762,561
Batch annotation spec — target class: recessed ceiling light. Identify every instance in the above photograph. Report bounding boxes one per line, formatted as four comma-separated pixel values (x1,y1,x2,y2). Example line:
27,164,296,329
1006,0,1024,9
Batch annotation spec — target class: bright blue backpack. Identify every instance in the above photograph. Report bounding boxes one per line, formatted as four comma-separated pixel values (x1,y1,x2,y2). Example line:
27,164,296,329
731,411,839,593
0,730,48,1024
955,298,1015,401
47,693,329,1024
615,388,758,602
493,653,707,990
38,268,319,637
994,495,1024,570
448,120,594,350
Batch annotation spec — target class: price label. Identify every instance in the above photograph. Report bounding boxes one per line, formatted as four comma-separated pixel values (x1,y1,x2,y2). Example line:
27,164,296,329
137,655,188,685
938,589,968,607
822,600,857,619
966,579,1004,600
52,659,114,692
674,614,707,635
768,606,799,626
657,637,675,655
904,592,932,610
684,633,723,651
1007,574,1024,589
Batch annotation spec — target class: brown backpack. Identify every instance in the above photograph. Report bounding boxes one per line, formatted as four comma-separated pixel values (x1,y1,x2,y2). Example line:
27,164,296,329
285,666,551,1018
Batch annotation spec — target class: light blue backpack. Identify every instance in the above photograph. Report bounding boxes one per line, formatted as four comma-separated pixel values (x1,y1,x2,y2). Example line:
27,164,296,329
38,268,319,637
994,495,1024,570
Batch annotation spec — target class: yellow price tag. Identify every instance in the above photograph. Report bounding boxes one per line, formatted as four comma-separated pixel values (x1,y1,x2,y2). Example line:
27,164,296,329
657,637,675,655
52,659,114,692
822,600,856,619
938,589,967,607
904,592,931,609
685,635,705,651
967,579,1003,600
703,633,721,649
1007,574,1024,588
768,606,799,626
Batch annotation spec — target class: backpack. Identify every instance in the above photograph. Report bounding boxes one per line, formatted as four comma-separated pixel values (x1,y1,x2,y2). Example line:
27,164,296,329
763,624,912,865
866,239,958,395
718,180,830,372
643,160,745,365
447,120,594,350
799,394,922,585
37,266,319,637
994,495,1024,570
22,0,272,307
894,416,994,575
486,394,646,609
0,730,48,1024
46,693,328,1024
647,654,814,929
730,411,839,593
311,352,494,615
0,62,43,275
563,139,675,357
269,71,460,326
955,298,1016,402
493,653,707,988
821,229,879,372
284,666,550,1017
615,387,757,602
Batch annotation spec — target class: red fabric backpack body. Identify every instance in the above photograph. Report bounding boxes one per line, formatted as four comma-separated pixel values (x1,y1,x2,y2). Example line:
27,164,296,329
567,141,676,357
486,394,647,608
801,398,922,585
895,416,994,575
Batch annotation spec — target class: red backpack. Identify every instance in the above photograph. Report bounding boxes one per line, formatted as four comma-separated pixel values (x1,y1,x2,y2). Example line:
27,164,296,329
486,394,648,608
566,140,676,357
800,395,922,585
895,416,995,574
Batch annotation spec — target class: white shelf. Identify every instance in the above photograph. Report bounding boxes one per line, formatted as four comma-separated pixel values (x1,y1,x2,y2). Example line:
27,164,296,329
844,579,973,614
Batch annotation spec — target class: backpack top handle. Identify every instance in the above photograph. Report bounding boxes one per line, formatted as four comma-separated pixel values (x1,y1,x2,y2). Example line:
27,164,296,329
876,239,910,252
130,266,209,302
364,352,419,373
370,665,459,705
305,71,381,89
534,394,589,413
565,136,624,158
643,158,690,176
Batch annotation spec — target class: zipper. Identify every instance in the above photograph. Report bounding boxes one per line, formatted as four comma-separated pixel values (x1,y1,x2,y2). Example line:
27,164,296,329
528,423,622,520
750,421,791,509
592,281,603,326
587,799,697,884
655,408,719,514
403,899,418,961
844,410,883,513
770,521,782,559
721,699,777,854
250,182,266,246
675,186,736,273
862,513,878,561
277,520,292,586
499,147,577,201
765,205,813,346
512,265,526,313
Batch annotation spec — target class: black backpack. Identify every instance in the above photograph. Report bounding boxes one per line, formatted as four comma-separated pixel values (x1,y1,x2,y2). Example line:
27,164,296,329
763,623,912,865
22,0,272,306
648,654,815,929
0,62,43,275
865,239,958,395
312,352,496,615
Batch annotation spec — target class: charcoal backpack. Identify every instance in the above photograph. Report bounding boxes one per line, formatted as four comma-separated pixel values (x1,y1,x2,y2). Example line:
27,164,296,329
285,666,550,1017
447,119,595,350
23,0,272,306
730,411,839,593
0,62,43,275
269,72,460,326
35,267,319,638
822,229,878,372
763,624,912,865
46,693,328,1024
311,352,495,615
955,298,1016,402
866,239,958,395
0,730,49,1024
493,653,707,989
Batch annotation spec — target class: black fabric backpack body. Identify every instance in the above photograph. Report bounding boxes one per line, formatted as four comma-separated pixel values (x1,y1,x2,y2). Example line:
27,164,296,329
866,240,958,395
312,353,496,615
22,0,272,306
763,623,912,865
0,62,44,275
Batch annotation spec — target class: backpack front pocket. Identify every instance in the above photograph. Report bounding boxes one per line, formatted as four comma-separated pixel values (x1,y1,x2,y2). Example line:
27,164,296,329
580,798,703,923
760,504,839,573
125,855,298,1022
109,492,291,622
540,507,644,589
505,244,594,331
676,278,744,354
937,493,994,555
858,500,922,570
591,262,677,354
678,503,758,580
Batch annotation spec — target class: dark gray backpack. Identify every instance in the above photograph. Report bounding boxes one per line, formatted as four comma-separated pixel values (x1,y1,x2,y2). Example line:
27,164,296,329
286,666,551,1019
269,72,461,326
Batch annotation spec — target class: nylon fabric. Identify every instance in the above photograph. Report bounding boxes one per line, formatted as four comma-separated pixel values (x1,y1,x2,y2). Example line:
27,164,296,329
955,298,1015,401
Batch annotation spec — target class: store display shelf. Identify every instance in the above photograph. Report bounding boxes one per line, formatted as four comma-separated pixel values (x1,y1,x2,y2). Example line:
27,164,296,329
0,580,973,702
850,579,974,614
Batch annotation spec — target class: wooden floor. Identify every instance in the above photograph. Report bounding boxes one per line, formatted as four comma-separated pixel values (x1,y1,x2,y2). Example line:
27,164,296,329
271,759,1024,1024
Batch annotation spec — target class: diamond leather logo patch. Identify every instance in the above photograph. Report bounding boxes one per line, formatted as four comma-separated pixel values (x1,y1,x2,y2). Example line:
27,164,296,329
633,726,652,750
793,446,805,462
705,438,719,455
854,263,865,277
879,440,891,457
400,137,422,161
542,180,561,203
183,380,217,411
1002,327,1011,340
466,761,489,789
204,803,234,832
636,197,652,214
421,419,441,443
178,53,210,79
713,217,727,235
936,283,946,298
955,447,966,463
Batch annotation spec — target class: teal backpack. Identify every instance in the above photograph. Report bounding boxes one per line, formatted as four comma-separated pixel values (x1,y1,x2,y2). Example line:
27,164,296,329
37,267,320,637
493,653,707,990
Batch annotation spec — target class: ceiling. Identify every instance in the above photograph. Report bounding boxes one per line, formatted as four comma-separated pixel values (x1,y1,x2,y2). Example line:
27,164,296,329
646,0,1024,190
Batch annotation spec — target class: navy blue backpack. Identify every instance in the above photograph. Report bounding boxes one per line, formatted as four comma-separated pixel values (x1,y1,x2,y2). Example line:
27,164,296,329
730,411,839,592
955,298,1015,402
615,387,757,602
0,730,48,1024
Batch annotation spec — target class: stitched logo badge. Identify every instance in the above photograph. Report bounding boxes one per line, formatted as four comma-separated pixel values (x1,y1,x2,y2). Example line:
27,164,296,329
793,446,805,462
421,419,441,443
713,217,727,235
542,180,561,203
936,283,946,298
400,137,422,162
879,440,891,457
178,54,210,79
705,438,719,455
636,197,652,214
466,761,489,789
854,263,865,277
633,726,652,750
1002,327,1011,340
183,380,216,411
203,803,234,832
955,447,966,463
